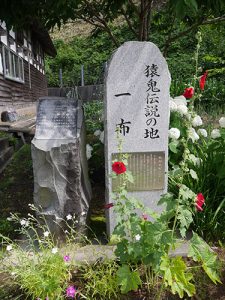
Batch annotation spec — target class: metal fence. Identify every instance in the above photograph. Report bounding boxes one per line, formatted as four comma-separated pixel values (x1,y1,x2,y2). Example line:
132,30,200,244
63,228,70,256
48,84,104,102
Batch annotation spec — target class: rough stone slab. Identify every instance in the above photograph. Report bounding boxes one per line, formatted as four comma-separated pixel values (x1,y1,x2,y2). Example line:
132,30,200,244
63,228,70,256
31,97,92,237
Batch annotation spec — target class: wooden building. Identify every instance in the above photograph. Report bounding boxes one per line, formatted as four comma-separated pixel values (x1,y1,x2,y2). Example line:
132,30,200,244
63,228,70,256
0,20,56,113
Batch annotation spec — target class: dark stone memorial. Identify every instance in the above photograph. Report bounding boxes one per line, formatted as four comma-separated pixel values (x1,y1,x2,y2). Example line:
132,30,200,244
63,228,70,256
31,97,92,236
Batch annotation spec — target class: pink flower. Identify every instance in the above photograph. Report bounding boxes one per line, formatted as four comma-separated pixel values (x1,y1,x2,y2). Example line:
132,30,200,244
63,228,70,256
64,255,70,262
199,71,208,90
112,161,126,174
142,214,148,221
183,87,194,99
66,286,76,298
195,193,205,211
104,203,114,209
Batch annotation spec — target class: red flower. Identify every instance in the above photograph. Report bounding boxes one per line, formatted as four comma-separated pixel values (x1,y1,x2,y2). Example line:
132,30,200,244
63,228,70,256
112,161,126,174
199,71,208,91
183,87,194,99
195,193,205,211
104,203,114,209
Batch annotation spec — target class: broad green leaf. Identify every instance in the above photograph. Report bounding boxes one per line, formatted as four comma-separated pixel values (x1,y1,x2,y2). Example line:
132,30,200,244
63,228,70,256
177,206,193,237
179,185,195,202
188,233,221,284
116,265,141,294
160,255,195,298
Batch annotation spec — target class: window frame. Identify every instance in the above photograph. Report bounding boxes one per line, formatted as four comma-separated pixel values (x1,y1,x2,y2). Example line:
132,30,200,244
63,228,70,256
2,45,24,83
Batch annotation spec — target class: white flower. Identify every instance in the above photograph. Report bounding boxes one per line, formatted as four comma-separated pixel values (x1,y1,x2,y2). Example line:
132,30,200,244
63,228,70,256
192,115,203,127
219,117,225,128
7,217,12,221
66,214,72,220
6,245,12,251
188,128,199,142
169,128,180,140
177,105,188,116
173,95,187,106
188,154,201,166
11,272,16,276
99,131,104,143
94,129,101,136
44,231,50,237
75,220,79,224
81,211,86,216
198,128,207,138
135,234,141,241
86,144,93,160
51,247,58,254
20,219,29,227
211,129,221,139
169,100,178,112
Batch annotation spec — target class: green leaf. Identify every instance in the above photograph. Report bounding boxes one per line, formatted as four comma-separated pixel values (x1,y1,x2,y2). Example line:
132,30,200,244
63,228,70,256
160,255,195,298
190,169,198,180
188,233,221,284
169,140,179,153
177,205,193,237
179,185,195,202
117,265,141,294
184,0,198,12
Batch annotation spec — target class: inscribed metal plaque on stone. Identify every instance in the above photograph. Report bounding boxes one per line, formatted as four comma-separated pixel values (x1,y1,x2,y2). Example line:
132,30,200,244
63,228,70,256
35,98,78,139
112,152,165,192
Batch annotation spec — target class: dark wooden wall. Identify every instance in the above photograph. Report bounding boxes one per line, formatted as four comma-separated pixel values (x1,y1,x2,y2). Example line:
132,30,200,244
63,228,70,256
0,61,47,108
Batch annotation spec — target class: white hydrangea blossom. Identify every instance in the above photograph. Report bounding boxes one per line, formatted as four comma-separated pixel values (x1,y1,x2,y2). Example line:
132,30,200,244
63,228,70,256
94,129,101,136
173,95,187,106
188,128,199,142
86,144,93,160
211,129,221,139
198,128,207,138
169,128,180,140
99,131,104,143
169,100,178,112
177,105,188,116
192,115,203,127
219,117,225,128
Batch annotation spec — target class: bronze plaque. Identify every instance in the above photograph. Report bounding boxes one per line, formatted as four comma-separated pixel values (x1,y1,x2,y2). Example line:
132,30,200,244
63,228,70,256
112,152,165,192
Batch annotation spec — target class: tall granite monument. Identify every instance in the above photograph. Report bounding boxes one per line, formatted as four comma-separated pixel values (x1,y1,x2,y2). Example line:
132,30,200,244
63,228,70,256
105,42,171,235
32,97,92,236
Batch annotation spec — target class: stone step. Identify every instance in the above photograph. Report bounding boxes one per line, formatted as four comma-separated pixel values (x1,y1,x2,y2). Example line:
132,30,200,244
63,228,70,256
0,137,9,152
0,146,14,172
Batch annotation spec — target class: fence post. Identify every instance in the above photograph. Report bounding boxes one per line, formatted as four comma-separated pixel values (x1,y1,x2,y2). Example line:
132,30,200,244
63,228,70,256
59,68,63,88
81,65,85,86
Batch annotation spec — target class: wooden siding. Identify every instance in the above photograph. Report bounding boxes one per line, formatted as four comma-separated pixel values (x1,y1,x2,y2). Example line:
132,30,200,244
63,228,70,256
0,61,47,109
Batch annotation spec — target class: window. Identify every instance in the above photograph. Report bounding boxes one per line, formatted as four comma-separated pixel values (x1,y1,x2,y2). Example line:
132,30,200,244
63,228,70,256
2,45,24,82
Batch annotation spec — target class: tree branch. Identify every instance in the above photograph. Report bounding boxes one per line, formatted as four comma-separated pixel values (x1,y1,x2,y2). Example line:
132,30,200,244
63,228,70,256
120,6,138,38
165,15,225,47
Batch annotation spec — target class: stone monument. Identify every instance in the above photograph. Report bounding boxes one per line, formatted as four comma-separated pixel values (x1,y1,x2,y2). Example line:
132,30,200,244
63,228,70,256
104,41,171,235
31,97,92,236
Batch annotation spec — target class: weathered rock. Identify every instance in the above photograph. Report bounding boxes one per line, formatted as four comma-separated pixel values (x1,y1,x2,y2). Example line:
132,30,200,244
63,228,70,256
31,97,92,237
